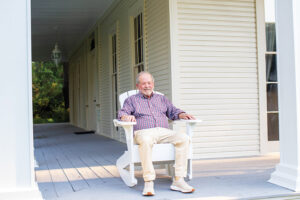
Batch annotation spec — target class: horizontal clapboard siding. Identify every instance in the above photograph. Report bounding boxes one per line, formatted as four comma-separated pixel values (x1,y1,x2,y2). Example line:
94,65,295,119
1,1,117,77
175,0,259,159
98,0,137,141
145,0,171,99
70,0,172,143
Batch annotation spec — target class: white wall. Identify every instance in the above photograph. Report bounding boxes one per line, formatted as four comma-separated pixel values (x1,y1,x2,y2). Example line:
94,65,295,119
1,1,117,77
69,45,88,130
70,0,172,142
0,0,42,199
98,0,137,140
69,0,263,159
171,0,260,159
145,0,172,99
69,36,100,131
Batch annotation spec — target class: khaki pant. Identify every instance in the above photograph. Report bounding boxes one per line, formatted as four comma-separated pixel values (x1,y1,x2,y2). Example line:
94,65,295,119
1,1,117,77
134,127,189,181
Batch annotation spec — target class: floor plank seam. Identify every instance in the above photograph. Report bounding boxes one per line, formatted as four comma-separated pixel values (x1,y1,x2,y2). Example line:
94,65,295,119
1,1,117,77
78,155,106,184
41,147,59,198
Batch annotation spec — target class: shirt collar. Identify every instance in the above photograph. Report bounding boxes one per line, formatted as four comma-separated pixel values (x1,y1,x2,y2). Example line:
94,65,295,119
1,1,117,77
137,91,155,99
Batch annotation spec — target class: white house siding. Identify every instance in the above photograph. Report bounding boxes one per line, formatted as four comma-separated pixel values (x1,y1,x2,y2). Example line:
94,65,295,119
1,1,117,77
69,30,100,131
173,0,260,159
69,0,172,142
96,25,102,134
69,52,78,127
69,54,76,126
97,0,135,141
145,0,172,99
69,60,74,125
72,60,79,126
80,46,88,129
85,34,99,132
69,0,139,140
69,44,89,130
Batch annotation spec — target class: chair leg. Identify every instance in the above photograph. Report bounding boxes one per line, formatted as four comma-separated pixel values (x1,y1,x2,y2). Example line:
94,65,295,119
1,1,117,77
116,151,138,187
166,161,191,180
187,159,192,180
129,163,135,185
166,163,175,179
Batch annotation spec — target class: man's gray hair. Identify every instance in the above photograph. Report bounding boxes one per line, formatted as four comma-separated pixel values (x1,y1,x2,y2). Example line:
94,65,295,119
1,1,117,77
136,71,155,84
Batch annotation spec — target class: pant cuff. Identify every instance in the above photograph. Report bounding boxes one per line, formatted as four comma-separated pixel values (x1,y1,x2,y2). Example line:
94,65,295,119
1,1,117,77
143,175,156,182
175,171,187,178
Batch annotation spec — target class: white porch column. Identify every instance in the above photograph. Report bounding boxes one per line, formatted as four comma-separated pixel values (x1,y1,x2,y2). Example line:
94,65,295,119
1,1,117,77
0,0,42,199
269,0,300,191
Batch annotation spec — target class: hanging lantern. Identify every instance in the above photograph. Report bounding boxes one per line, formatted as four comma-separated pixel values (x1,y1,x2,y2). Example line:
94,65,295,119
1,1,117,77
51,43,62,66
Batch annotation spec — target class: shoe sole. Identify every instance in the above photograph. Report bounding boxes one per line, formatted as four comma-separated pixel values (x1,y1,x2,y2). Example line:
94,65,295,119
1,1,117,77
143,192,155,196
170,185,195,193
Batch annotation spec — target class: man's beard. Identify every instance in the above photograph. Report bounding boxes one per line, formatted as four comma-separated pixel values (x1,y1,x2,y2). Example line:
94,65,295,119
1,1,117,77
143,89,153,96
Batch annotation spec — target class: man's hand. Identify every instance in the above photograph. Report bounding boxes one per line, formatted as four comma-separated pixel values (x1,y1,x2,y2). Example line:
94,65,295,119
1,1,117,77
121,115,136,122
179,113,196,120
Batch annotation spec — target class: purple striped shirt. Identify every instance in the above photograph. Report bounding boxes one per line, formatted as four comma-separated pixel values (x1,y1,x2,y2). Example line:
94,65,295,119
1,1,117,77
118,92,184,131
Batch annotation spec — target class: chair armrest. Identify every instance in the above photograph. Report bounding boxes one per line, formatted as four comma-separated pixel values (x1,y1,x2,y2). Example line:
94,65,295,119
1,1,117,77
113,119,136,154
113,119,137,127
179,119,202,124
176,119,202,138
178,119,202,160
173,119,202,126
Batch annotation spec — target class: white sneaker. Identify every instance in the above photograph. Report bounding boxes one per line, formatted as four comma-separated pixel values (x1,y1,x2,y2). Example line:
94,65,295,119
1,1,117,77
170,178,195,193
143,181,155,196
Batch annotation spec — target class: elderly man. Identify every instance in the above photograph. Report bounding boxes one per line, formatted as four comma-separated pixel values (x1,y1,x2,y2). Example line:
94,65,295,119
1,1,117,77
118,71,195,196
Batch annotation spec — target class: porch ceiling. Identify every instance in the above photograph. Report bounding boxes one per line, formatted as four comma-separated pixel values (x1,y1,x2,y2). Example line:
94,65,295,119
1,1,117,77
31,0,114,62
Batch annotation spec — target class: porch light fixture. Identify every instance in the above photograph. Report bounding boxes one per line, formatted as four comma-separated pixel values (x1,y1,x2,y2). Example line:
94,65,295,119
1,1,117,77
51,43,62,66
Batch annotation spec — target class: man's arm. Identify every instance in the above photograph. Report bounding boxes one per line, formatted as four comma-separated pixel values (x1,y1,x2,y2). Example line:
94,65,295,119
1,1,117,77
178,112,195,120
120,115,136,122
118,98,136,122
163,96,195,120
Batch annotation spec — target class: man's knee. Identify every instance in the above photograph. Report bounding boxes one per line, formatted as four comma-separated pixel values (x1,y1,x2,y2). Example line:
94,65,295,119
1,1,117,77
136,134,154,146
175,133,189,145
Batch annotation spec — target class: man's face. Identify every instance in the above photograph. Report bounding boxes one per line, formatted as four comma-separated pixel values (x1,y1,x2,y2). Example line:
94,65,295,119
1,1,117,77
136,73,154,97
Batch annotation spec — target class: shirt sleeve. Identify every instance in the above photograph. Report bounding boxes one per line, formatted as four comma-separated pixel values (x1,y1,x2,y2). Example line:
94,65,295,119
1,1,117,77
118,97,134,120
163,96,185,120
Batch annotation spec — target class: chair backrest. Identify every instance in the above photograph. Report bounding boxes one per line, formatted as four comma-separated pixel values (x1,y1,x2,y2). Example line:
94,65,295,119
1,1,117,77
119,90,164,108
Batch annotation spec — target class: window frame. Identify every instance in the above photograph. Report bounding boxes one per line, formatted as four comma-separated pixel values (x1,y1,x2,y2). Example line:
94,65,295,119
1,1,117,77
133,12,144,79
128,0,145,87
265,22,279,141
111,33,118,119
108,23,119,125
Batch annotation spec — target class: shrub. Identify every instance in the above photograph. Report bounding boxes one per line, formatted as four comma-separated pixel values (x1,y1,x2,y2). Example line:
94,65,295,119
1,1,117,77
32,62,69,123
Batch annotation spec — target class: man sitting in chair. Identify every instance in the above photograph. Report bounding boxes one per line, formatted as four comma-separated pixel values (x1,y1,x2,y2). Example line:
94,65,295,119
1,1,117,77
118,71,195,196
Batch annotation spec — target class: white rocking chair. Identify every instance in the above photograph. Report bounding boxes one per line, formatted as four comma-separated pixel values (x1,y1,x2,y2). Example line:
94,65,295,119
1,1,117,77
113,90,201,187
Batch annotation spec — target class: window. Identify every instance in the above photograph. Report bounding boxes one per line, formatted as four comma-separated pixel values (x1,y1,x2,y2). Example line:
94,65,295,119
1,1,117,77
90,38,95,51
133,12,144,79
89,32,95,51
265,23,279,141
111,34,118,119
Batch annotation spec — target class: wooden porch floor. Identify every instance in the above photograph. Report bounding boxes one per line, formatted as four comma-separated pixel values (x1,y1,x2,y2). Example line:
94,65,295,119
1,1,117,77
34,123,299,200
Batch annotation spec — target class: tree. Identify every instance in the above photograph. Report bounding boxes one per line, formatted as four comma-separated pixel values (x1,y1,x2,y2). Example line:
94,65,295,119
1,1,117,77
32,61,69,123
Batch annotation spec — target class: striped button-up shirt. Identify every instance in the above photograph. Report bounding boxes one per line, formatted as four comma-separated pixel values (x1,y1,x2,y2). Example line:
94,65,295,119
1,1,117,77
118,92,184,131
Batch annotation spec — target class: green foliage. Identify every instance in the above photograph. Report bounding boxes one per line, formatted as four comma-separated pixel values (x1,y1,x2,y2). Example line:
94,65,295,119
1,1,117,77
32,61,69,124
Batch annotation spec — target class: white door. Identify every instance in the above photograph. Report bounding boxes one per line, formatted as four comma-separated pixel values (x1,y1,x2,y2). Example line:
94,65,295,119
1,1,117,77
87,50,97,131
